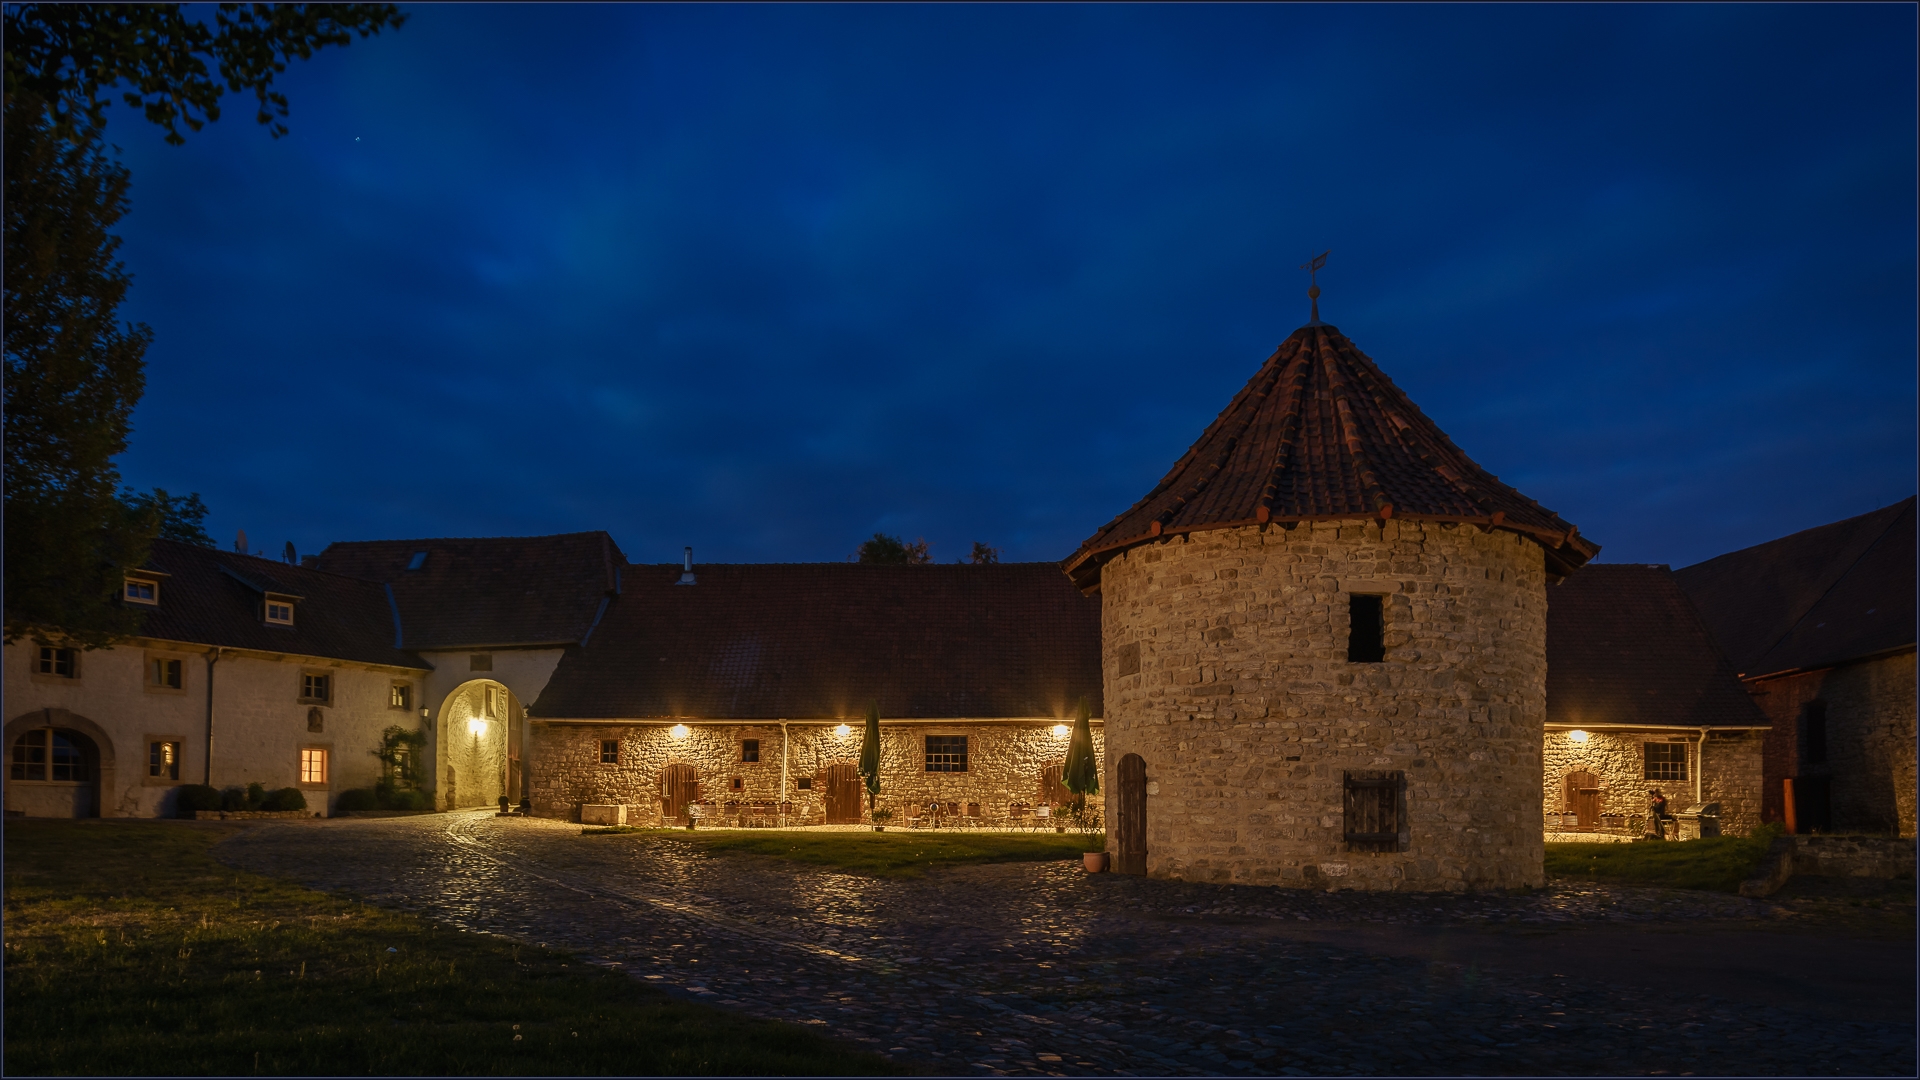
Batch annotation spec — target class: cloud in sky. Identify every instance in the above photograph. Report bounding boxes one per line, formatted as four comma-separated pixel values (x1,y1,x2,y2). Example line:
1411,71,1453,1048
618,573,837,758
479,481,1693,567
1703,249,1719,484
108,4,1914,568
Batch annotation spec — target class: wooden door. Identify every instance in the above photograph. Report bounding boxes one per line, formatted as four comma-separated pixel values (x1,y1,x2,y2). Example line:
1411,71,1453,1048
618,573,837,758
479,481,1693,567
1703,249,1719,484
1040,762,1070,806
1116,754,1147,875
1564,770,1602,829
659,763,699,825
821,762,862,824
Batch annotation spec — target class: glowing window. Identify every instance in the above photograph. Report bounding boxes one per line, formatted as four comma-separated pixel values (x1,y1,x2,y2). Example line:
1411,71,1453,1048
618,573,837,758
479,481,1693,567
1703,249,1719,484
150,657,183,689
149,740,181,780
300,748,329,785
390,683,412,710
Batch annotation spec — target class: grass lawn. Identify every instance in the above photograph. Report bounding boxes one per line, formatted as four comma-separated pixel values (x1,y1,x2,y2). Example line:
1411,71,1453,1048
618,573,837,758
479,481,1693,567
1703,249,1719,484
582,827,1105,878
1544,825,1784,893
3,820,897,1076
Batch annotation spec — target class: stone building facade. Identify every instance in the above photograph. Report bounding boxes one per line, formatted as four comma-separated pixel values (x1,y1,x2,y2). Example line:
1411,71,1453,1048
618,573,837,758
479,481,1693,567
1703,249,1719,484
1675,497,1916,837
1540,563,1773,838
1094,520,1550,890
528,719,1104,825
1068,320,1601,892
4,539,430,818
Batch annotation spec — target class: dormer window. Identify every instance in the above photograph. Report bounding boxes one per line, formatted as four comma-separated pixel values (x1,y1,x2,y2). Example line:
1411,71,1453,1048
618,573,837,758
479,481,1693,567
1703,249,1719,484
265,595,296,626
124,576,159,605
406,551,428,571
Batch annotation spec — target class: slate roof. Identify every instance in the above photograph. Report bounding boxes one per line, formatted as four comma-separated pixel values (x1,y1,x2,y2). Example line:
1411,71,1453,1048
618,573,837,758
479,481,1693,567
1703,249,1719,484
128,539,427,669
530,562,1103,720
313,532,623,650
1673,497,1915,679
1065,323,1599,590
1545,564,1766,729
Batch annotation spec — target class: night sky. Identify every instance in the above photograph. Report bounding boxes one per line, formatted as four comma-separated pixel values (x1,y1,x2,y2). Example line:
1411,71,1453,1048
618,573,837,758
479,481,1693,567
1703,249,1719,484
107,4,1915,570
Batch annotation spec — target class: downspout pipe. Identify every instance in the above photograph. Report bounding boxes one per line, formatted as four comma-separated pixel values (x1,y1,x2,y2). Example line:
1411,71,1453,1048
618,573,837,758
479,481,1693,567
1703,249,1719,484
204,647,224,784
1696,727,1707,807
780,719,789,828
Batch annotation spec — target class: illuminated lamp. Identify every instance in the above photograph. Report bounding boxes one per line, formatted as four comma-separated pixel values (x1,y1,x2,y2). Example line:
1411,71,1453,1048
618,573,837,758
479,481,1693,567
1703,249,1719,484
468,717,487,737
834,723,851,738
1568,729,1590,743
1052,724,1070,738
670,723,690,740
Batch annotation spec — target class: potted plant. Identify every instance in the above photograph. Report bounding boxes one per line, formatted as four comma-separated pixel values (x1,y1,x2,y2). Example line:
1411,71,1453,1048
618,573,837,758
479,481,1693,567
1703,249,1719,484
858,700,883,821
870,809,893,832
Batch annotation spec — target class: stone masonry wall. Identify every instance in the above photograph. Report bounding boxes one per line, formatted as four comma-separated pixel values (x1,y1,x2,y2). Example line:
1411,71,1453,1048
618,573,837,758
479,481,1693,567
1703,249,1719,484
1541,729,1764,837
1748,651,1916,836
528,721,1104,824
1098,520,1548,892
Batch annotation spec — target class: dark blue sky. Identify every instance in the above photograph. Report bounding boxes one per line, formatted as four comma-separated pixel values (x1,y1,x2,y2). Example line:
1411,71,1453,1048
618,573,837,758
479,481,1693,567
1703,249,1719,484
109,4,1915,569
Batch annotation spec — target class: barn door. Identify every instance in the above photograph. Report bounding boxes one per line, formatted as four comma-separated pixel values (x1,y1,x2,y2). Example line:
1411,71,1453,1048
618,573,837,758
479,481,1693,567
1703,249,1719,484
1564,770,1602,829
1116,754,1148,875
821,762,863,824
660,763,699,825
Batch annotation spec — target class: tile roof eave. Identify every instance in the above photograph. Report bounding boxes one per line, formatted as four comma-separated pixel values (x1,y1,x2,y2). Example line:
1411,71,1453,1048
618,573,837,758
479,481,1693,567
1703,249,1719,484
411,639,580,653
1064,513,1600,591
123,634,432,672
1543,721,1772,731
1737,641,1919,685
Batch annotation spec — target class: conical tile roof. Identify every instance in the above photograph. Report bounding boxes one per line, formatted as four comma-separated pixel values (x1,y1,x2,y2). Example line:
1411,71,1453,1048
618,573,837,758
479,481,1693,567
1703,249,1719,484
1064,322,1599,591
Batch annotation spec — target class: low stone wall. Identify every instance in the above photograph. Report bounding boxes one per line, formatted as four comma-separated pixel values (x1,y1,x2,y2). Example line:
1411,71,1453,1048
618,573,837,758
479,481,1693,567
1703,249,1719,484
1790,835,1915,879
191,809,319,820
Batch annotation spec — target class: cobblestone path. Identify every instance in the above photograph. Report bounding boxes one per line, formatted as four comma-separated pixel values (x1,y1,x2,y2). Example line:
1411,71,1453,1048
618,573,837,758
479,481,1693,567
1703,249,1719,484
218,814,1916,1077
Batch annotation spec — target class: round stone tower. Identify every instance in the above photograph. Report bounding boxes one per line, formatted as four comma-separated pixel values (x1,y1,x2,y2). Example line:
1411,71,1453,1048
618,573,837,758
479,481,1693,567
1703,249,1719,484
1067,320,1598,892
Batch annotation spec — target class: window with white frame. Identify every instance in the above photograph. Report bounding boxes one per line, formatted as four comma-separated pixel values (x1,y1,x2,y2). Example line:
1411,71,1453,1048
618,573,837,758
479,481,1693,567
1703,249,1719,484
390,683,412,710
148,656,184,690
299,672,331,704
1644,742,1688,782
124,576,160,605
265,596,295,625
35,646,77,678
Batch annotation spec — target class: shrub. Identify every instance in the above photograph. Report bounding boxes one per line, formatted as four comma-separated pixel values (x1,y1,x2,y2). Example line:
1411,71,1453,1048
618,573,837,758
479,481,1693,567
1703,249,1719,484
219,786,249,811
384,788,432,811
175,784,221,815
335,788,379,812
260,787,306,812
246,782,268,808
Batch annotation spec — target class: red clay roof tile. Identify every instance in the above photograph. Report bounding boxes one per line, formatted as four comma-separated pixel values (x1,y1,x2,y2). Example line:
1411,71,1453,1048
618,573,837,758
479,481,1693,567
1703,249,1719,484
1065,323,1599,589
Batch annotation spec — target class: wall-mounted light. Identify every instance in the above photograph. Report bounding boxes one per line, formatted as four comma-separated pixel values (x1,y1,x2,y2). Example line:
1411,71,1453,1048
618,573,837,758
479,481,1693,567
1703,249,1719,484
1568,729,1590,743
1052,724,1070,738
468,717,488,738
670,723,690,740
834,723,851,738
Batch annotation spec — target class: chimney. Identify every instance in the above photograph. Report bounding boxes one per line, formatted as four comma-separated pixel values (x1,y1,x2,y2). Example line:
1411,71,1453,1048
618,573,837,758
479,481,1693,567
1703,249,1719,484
677,546,696,586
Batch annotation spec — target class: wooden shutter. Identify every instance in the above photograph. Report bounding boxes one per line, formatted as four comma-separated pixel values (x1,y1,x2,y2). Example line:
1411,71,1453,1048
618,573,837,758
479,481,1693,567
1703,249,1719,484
1343,770,1406,852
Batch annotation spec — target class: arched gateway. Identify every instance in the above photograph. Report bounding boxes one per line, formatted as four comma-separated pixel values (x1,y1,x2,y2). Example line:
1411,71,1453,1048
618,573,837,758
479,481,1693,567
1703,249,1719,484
1069,310,1599,891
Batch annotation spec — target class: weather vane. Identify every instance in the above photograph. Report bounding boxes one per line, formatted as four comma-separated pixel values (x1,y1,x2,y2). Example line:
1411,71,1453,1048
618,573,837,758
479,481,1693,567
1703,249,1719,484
1300,249,1329,325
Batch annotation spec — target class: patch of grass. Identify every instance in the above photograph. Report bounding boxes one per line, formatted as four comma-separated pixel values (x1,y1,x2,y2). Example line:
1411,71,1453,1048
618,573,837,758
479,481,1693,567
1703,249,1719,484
585,827,1105,878
1544,825,1784,893
3,820,897,1076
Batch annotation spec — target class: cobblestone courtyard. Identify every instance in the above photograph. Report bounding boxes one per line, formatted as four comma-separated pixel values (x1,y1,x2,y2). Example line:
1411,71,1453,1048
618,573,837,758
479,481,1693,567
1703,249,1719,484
218,813,1915,1076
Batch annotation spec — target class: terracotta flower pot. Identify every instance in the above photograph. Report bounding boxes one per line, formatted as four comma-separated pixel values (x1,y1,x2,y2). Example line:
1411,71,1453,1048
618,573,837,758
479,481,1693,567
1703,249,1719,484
1083,851,1110,873
873,825,887,831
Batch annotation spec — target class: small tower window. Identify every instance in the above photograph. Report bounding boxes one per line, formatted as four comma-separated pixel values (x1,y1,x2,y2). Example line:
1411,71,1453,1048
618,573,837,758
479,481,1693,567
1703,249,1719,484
265,596,295,625
599,740,620,765
124,576,159,605
1347,594,1385,663
741,739,760,763
1803,700,1828,765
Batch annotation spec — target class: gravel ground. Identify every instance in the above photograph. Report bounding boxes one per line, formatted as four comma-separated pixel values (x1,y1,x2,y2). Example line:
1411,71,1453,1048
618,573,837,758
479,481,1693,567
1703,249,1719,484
217,812,1916,1077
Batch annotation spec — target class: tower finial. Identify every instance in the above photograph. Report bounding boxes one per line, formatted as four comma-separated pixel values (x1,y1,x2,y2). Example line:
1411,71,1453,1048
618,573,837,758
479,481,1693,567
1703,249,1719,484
1299,249,1329,326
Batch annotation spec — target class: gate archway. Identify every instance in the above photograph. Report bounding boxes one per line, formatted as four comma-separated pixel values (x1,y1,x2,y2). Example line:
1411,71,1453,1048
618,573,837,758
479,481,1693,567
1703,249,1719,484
4,708,114,818
436,680,518,810
1116,753,1148,875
